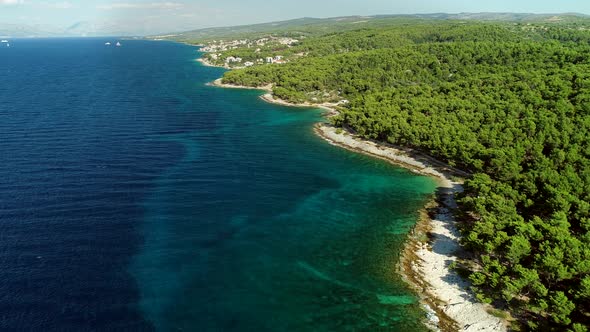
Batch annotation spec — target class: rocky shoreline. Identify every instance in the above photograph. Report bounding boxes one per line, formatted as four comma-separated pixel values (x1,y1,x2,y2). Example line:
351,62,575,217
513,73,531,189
315,124,507,332
206,66,508,331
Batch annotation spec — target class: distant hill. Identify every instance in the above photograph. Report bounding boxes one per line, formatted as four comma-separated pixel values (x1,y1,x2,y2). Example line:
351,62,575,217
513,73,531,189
63,21,146,37
159,13,590,43
0,21,146,38
0,23,62,38
2,13,588,39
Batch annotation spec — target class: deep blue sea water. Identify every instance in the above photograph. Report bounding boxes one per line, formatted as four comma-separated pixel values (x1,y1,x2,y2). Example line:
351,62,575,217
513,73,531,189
0,39,437,331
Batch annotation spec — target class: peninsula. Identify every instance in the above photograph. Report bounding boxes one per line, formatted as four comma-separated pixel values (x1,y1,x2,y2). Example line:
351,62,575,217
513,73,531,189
163,14,590,331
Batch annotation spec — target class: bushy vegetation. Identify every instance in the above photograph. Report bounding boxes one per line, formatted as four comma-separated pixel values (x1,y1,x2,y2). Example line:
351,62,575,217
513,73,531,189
216,21,590,330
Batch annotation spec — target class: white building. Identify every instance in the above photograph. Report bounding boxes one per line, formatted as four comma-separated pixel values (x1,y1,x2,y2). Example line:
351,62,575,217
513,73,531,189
278,38,299,45
225,56,243,63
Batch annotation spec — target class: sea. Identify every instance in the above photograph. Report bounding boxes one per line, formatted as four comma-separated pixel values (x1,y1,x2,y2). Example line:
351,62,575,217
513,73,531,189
0,38,437,331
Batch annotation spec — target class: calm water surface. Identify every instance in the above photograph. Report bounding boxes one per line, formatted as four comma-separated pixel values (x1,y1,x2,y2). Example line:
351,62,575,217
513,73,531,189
0,39,437,331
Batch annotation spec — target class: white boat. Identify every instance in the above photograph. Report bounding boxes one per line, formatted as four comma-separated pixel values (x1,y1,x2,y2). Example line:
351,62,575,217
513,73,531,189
116,42,121,47
105,42,111,46
1,40,8,43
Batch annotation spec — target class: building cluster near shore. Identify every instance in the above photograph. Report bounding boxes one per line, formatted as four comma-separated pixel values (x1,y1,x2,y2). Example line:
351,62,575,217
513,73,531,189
199,36,298,68
200,37,298,53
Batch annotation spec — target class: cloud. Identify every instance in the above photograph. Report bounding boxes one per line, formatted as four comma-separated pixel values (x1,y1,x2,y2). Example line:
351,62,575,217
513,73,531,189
0,0,24,5
97,2,184,10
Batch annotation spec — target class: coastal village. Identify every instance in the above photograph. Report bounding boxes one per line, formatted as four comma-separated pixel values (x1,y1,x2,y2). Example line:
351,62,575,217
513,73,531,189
199,36,299,68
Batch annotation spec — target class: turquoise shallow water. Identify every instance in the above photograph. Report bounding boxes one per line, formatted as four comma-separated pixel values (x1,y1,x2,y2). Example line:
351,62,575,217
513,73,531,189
0,39,437,331
130,49,438,330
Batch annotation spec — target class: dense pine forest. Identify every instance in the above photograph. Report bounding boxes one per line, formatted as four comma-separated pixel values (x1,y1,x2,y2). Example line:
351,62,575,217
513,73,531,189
191,19,590,330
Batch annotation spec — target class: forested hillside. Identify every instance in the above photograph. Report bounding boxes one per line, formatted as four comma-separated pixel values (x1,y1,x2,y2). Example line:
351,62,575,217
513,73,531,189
162,13,589,43
202,21,590,331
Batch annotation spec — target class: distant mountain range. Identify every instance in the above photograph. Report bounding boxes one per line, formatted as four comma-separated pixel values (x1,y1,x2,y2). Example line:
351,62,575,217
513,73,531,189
1,13,588,38
0,21,149,38
0,23,62,38
158,12,590,42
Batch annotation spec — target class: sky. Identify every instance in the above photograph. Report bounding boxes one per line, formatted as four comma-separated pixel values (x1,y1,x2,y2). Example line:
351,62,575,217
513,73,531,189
1,0,590,35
